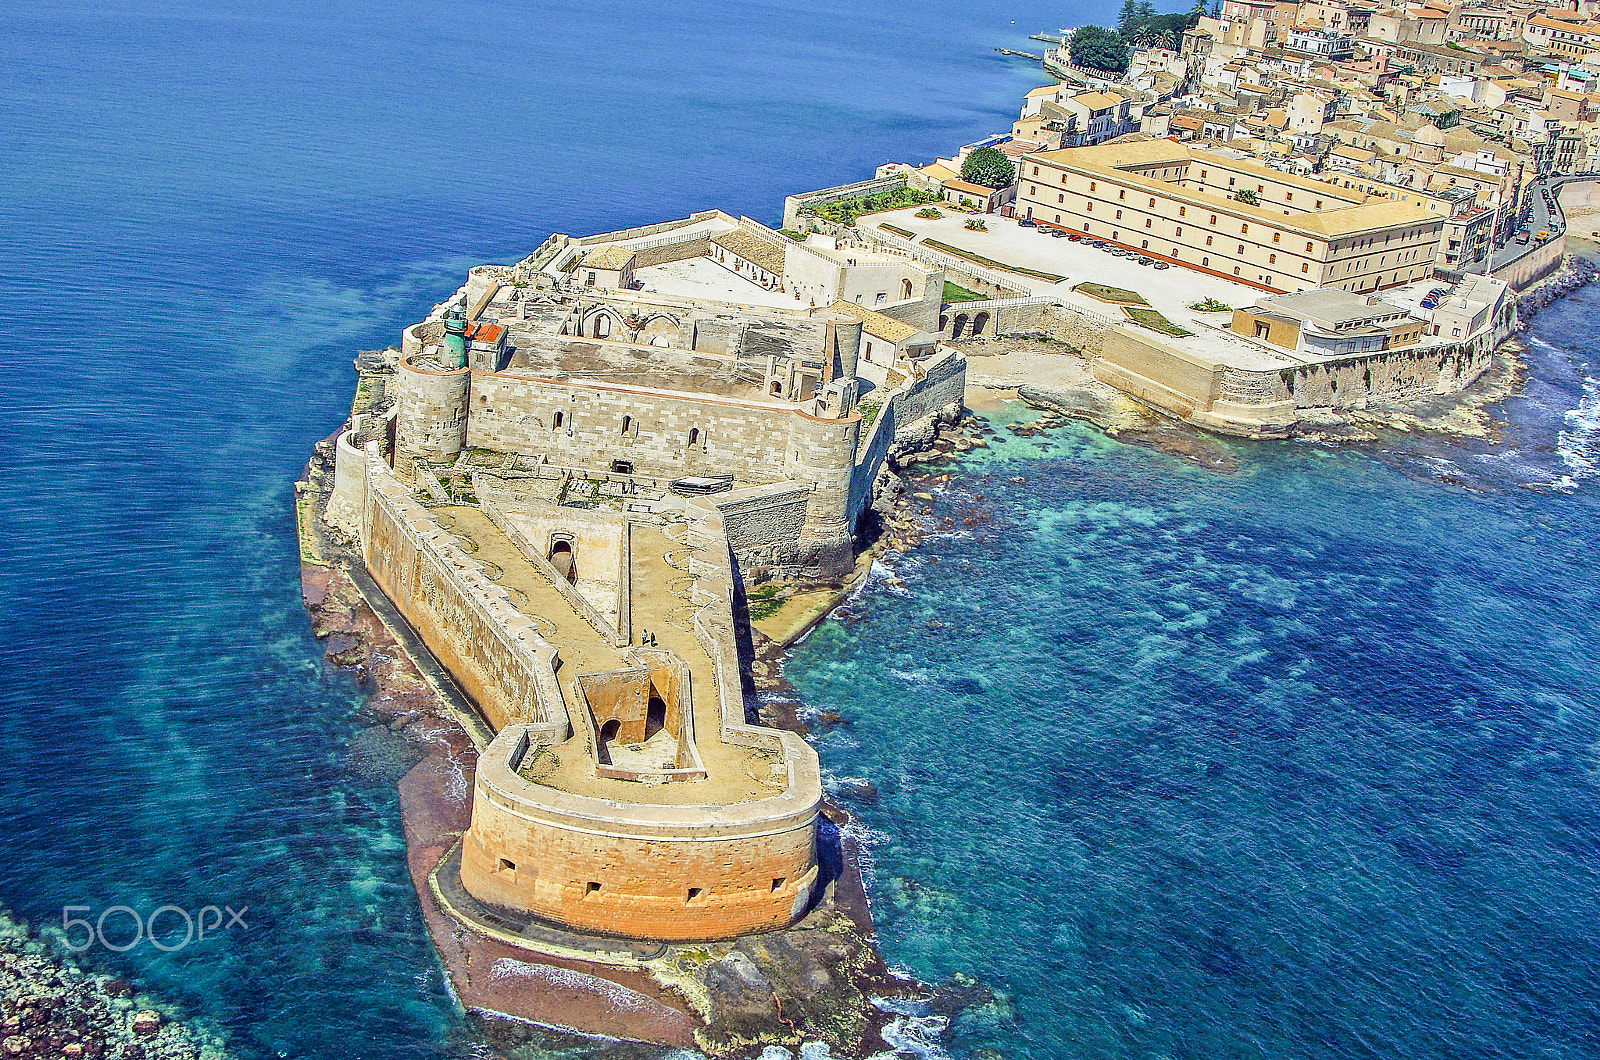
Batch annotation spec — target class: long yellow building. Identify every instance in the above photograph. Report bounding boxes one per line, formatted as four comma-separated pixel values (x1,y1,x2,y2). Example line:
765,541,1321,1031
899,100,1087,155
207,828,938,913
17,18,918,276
1014,140,1444,294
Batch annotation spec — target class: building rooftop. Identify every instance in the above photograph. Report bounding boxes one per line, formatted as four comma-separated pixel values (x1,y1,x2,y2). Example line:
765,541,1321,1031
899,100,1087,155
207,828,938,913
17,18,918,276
496,332,785,402
581,245,637,271
820,299,923,343
711,228,787,274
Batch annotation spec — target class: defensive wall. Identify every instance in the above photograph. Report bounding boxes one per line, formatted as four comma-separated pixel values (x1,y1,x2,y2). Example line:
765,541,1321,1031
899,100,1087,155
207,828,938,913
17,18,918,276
361,459,566,737
1494,234,1567,291
926,284,1513,436
782,175,909,233
1088,316,1513,436
941,297,1118,350
336,434,825,941
456,499,822,941
421,365,863,579
848,348,968,521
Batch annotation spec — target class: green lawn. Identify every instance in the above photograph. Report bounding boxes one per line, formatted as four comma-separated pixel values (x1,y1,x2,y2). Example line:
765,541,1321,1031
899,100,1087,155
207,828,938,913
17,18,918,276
800,187,941,225
920,239,1064,282
1123,306,1193,337
1074,282,1148,305
942,280,985,303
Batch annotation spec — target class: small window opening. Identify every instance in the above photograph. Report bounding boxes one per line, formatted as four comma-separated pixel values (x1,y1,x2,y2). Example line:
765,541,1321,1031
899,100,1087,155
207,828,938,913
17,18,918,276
553,410,564,429
499,858,516,873
585,881,602,895
687,887,703,901
771,877,786,892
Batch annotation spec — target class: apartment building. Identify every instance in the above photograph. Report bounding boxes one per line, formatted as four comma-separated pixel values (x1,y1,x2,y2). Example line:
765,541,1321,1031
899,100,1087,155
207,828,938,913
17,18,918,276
1014,139,1444,293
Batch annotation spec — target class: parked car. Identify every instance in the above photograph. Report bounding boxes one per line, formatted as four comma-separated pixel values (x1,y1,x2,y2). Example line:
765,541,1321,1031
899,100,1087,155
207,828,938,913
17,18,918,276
1018,218,1036,227
1153,262,1170,269
1138,257,1155,265
1068,233,1083,241
1089,240,1105,247
1051,229,1068,238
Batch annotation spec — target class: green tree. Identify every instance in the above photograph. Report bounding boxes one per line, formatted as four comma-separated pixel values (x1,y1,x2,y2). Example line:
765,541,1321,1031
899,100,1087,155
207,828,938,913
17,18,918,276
961,146,1016,189
1118,0,1139,32
1070,25,1131,73
1234,188,1259,204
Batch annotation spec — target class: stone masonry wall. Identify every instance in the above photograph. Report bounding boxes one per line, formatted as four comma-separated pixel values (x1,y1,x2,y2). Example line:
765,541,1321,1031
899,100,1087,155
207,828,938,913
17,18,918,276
848,349,967,525
465,374,857,577
631,236,711,270
395,359,470,481
459,802,818,941
997,302,1115,356
361,465,565,738
1250,339,1499,409
716,484,812,578
467,373,794,479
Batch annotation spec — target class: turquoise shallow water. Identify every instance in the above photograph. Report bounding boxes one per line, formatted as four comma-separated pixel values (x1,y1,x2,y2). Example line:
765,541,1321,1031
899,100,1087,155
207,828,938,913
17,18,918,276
3,0,1600,1057
787,284,1600,1059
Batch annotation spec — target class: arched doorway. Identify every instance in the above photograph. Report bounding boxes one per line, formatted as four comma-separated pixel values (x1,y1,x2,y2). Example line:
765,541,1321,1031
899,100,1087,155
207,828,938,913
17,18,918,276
645,695,667,739
901,278,913,300
952,313,969,339
549,539,576,583
973,311,989,336
600,719,620,742
938,314,948,332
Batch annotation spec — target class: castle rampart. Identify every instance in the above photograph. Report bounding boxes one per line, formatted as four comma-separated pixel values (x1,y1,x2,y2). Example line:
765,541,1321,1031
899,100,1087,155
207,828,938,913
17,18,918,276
330,228,966,945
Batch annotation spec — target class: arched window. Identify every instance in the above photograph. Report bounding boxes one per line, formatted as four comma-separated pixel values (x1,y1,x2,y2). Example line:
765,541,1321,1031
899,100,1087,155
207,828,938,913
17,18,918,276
621,415,631,436
553,410,564,429
901,278,913,300
688,427,700,447
595,315,611,338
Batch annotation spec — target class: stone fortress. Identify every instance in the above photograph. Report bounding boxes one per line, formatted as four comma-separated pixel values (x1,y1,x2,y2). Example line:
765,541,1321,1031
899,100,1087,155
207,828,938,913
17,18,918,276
322,210,964,944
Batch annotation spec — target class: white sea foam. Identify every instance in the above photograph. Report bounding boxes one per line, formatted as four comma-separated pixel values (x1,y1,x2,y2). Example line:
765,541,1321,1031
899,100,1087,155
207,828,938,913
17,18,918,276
1556,373,1600,488
486,959,658,1013
865,1011,951,1060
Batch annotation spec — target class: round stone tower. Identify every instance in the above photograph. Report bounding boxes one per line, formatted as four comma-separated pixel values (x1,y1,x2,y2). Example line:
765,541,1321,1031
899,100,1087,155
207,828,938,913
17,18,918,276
394,338,471,484
783,408,861,577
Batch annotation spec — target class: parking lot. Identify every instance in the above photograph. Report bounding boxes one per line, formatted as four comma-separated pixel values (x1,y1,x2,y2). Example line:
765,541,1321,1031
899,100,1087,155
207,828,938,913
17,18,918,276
866,206,1273,328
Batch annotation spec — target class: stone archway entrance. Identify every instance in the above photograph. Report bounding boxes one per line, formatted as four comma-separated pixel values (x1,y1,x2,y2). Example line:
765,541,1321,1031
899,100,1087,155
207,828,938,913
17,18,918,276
549,539,576,583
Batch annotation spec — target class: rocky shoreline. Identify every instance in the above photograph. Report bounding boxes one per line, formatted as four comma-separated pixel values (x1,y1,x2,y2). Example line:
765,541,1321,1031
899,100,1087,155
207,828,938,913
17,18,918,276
0,911,224,1060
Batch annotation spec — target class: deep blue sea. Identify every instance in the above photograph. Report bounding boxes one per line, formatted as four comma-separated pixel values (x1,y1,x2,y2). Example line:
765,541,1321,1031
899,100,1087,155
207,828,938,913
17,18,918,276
2,3,1599,1059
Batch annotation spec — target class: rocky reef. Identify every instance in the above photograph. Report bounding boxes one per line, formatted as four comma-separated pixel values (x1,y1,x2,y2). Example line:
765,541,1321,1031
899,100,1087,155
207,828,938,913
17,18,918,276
0,911,224,1060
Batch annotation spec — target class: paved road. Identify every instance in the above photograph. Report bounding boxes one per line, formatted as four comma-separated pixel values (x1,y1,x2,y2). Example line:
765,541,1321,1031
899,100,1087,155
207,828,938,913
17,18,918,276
1488,173,1600,273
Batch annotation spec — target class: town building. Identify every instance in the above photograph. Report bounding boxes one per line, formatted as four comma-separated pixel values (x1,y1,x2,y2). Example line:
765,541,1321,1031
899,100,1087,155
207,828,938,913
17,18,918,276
1015,139,1445,292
